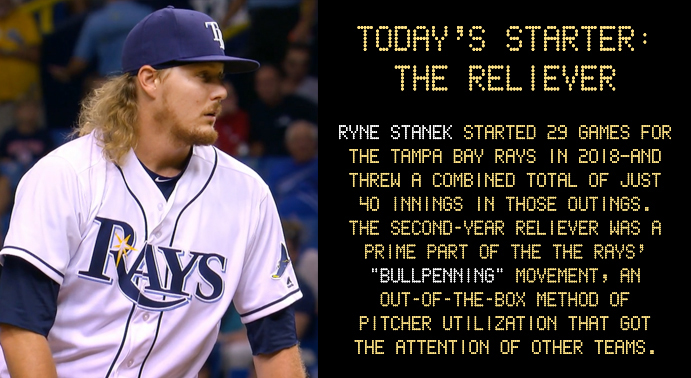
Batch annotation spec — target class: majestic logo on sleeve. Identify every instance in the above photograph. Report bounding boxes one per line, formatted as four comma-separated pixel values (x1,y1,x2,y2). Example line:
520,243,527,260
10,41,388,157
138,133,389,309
271,243,290,279
204,22,225,50
78,217,226,311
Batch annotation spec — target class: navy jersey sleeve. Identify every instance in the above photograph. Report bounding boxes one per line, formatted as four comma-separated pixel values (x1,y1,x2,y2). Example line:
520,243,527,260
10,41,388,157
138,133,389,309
245,304,298,355
0,255,60,337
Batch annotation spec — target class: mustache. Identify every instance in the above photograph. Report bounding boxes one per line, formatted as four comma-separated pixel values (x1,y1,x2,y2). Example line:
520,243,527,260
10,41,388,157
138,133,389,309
203,104,222,116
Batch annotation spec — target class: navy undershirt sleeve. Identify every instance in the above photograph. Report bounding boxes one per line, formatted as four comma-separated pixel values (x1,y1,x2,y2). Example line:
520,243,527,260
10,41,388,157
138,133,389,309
0,255,60,337
245,304,299,355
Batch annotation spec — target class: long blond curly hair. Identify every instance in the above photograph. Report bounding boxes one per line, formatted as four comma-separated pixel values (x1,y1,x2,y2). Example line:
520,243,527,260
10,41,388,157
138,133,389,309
75,74,139,165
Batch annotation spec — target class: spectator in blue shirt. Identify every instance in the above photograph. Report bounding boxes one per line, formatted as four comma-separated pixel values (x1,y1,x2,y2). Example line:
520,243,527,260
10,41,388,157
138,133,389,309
48,0,152,83
265,119,318,220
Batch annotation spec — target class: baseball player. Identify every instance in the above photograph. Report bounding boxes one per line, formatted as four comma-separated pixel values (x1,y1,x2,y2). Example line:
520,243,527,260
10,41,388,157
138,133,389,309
0,6,305,378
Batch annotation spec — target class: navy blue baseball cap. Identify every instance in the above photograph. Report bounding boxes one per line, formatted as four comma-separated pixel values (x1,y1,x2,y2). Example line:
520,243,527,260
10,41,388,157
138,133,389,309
121,6,259,75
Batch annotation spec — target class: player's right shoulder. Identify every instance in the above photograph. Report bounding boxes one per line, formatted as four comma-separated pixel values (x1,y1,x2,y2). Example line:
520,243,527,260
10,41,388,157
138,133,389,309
37,132,106,175
18,133,107,198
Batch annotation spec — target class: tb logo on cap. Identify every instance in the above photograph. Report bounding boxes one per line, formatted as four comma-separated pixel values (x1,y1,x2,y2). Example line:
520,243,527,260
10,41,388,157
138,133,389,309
205,22,225,50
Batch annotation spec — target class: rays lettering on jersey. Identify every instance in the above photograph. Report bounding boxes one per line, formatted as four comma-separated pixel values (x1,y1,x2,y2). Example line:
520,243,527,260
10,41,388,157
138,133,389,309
78,217,226,310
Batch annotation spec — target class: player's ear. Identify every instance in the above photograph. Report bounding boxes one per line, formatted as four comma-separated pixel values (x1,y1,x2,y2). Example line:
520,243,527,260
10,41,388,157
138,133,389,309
137,65,159,98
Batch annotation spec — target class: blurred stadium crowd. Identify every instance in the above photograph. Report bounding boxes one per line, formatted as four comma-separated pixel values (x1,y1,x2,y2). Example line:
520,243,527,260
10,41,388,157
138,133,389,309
0,1,318,377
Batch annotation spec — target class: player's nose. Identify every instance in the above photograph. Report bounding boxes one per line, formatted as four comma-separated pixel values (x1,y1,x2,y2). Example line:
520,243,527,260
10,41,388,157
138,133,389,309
211,82,227,102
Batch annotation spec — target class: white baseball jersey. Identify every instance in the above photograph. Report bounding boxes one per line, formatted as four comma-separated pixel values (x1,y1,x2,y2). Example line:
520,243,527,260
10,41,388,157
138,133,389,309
0,132,302,377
